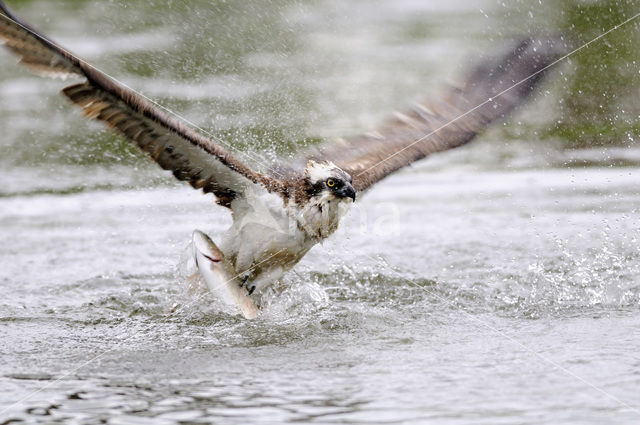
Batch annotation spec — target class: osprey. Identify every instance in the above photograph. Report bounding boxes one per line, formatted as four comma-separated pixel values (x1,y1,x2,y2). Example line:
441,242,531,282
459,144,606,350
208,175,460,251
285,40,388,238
0,2,560,318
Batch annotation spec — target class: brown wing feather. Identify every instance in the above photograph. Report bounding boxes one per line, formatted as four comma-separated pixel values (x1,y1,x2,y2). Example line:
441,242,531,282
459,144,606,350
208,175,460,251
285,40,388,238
0,3,80,78
0,2,284,207
308,38,563,192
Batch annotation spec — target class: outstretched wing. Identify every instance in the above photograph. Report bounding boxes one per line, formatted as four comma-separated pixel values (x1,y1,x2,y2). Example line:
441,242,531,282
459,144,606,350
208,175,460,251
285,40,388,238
304,38,562,192
0,2,284,208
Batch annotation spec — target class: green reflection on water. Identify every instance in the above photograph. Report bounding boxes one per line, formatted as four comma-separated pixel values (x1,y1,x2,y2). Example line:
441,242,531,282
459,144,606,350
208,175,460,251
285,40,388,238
546,0,640,146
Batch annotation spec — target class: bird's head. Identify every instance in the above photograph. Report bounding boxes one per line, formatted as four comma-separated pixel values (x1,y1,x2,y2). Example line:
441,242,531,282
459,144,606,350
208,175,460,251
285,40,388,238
304,160,356,202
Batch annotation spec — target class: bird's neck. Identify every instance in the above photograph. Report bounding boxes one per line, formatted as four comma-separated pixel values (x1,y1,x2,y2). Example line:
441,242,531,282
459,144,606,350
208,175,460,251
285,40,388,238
291,193,351,240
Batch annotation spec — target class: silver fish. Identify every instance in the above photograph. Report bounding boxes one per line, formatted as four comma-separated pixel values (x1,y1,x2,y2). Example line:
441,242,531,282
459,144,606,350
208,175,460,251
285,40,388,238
192,230,259,319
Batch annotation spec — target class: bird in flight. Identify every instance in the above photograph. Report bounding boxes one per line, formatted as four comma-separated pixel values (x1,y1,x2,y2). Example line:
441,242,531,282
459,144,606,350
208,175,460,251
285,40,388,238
0,1,560,318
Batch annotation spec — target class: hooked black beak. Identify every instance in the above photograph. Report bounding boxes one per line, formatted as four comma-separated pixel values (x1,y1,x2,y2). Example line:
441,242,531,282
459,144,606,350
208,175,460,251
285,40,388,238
336,183,356,201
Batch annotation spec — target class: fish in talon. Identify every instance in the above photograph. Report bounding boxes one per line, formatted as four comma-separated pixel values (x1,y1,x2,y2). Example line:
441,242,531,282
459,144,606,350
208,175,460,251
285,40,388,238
192,230,259,320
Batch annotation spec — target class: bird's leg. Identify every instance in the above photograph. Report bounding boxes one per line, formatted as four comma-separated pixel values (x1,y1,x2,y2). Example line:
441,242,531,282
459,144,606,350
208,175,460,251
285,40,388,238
240,274,256,295
238,265,285,297
248,267,285,295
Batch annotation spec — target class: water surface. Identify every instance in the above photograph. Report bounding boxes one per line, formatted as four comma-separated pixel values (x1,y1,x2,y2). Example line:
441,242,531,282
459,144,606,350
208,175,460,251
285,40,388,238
1,0,640,424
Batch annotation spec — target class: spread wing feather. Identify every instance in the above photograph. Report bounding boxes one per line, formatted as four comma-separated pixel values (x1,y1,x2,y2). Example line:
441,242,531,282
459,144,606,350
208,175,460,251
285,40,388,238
0,2,284,207
306,38,562,191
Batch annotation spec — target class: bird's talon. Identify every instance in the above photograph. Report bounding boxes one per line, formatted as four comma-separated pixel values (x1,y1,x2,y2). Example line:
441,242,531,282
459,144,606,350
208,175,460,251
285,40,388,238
247,285,256,295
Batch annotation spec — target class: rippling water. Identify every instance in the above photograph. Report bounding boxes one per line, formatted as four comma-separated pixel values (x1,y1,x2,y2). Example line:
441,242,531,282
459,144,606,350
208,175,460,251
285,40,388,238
1,0,640,424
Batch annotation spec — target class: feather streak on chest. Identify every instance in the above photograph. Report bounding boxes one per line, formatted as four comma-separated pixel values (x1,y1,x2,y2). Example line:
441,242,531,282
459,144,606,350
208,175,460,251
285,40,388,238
295,194,350,240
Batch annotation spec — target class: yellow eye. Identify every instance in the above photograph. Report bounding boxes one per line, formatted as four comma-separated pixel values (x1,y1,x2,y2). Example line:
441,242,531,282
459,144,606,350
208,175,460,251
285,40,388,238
327,179,335,187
